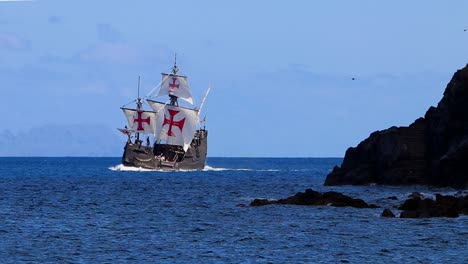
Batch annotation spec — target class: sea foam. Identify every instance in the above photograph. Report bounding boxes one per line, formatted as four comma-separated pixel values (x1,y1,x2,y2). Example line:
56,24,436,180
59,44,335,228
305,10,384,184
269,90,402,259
109,164,281,172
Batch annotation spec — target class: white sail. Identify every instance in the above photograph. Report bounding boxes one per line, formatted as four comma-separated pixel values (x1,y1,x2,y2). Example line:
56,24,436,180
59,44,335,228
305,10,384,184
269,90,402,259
121,108,157,134
156,74,194,105
146,100,167,115
147,99,199,151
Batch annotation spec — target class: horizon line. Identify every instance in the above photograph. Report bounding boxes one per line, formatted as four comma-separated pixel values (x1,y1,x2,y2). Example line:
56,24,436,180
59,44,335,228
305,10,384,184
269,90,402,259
0,156,344,159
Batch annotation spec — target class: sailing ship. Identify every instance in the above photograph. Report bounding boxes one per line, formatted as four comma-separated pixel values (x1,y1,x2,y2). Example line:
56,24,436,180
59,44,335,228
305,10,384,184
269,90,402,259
118,60,209,170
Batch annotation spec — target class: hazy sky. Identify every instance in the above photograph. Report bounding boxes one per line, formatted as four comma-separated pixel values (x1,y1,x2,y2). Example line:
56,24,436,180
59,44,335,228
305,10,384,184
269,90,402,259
1,0,468,157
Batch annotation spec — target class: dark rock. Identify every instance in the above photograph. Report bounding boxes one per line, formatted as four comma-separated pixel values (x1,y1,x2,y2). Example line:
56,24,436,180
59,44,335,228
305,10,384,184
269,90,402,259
400,210,420,218
435,193,468,215
325,66,468,189
250,188,378,209
277,188,323,205
398,197,423,211
381,208,395,217
398,194,467,218
387,196,398,200
250,199,273,206
408,192,424,199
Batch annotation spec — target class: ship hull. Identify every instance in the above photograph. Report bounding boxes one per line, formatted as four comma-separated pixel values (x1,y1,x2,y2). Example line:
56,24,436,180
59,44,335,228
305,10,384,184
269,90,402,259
122,130,208,170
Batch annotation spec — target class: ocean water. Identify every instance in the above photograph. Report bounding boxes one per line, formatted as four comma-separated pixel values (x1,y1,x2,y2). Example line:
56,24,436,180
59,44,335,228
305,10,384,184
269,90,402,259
0,157,466,263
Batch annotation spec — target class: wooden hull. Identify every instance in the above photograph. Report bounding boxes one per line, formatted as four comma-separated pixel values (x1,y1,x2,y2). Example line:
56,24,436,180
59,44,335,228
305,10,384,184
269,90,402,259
121,130,208,170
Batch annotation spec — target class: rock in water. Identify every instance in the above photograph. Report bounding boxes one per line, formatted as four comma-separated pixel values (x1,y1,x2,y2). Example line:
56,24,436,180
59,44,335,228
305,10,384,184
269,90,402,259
325,65,468,188
250,188,378,209
250,199,273,206
397,194,468,218
381,209,395,218
408,192,424,199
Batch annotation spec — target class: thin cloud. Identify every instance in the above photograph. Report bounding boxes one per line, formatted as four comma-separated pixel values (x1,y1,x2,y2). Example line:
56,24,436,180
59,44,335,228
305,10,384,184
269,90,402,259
0,32,30,50
48,15,62,24
77,42,138,65
96,23,122,43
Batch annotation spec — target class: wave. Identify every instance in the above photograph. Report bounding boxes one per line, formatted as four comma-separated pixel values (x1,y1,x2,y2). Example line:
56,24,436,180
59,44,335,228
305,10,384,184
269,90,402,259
203,165,254,171
109,164,249,172
403,190,468,200
108,164,169,172
203,165,281,172
109,164,281,172
202,165,230,171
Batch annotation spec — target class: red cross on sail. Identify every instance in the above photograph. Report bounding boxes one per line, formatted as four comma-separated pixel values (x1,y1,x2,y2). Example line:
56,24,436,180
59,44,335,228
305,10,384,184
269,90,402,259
156,74,194,105
134,110,151,131
147,100,199,151
162,109,186,137
168,78,180,93
121,108,156,134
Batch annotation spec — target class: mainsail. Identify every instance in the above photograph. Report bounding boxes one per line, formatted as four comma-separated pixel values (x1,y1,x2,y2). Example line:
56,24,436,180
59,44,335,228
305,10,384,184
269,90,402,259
121,108,157,134
147,100,199,151
156,74,194,105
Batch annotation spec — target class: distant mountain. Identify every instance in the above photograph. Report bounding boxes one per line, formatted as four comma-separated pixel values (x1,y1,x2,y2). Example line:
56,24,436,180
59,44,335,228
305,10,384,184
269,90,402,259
0,124,124,157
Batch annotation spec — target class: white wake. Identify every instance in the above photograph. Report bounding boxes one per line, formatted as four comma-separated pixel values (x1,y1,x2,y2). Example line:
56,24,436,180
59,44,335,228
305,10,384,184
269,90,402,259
109,164,280,172
109,164,168,172
202,165,251,171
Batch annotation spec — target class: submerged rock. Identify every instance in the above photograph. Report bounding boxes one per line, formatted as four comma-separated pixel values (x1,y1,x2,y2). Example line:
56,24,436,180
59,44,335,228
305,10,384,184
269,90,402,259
381,209,395,218
325,65,468,189
250,188,378,209
250,199,274,206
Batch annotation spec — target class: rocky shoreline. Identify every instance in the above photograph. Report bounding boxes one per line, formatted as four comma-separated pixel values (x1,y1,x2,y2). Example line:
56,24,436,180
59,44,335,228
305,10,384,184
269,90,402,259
250,189,378,208
325,65,468,189
396,193,468,218
251,189,468,218
251,66,468,218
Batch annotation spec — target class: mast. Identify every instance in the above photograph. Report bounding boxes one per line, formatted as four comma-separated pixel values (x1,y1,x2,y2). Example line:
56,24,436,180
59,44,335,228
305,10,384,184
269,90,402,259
136,76,142,142
154,54,193,105
169,54,179,106
145,56,202,152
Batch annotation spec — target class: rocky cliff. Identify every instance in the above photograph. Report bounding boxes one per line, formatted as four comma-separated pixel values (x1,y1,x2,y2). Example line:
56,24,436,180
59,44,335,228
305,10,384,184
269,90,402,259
325,65,468,188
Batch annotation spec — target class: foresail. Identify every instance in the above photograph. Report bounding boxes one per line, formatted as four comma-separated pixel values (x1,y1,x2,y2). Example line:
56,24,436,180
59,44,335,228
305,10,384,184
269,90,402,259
121,108,157,134
156,74,194,105
147,100,199,151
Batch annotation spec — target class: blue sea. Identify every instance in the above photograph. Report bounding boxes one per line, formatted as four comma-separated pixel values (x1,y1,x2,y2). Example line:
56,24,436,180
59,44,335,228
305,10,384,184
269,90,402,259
0,157,466,263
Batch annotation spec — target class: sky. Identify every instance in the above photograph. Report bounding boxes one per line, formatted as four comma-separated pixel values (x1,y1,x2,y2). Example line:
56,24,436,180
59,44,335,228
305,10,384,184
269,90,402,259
1,0,468,157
